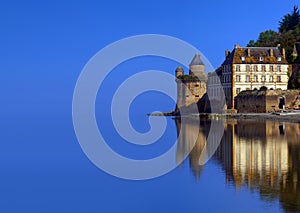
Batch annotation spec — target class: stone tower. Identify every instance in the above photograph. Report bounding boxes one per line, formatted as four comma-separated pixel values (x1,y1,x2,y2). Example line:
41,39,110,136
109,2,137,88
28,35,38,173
189,53,207,82
175,53,207,111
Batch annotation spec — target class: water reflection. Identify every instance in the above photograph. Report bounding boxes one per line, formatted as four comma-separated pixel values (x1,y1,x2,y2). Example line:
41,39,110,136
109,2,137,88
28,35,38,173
175,118,300,212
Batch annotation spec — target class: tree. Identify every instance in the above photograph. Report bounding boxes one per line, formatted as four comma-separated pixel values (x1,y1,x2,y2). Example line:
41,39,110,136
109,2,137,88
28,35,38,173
247,30,279,47
279,6,300,33
297,69,300,85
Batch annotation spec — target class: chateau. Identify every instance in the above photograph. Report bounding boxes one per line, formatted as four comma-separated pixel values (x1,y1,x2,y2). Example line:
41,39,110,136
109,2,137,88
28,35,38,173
174,45,296,112
221,44,289,109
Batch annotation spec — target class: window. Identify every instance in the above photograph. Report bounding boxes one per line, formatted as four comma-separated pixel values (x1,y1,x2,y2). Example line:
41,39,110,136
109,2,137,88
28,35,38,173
254,65,258,72
277,75,281,82
262,75,266,82
246,75,250,82
236,65,240,72
236,75,241,82
270,65,274,71
270,75,274,82
254,75,258,82
277,57,282,62
246,65,250,71
262,65,266,72
259,56,264,62
241,56,245,61
277,65,281,72
236,88,241,95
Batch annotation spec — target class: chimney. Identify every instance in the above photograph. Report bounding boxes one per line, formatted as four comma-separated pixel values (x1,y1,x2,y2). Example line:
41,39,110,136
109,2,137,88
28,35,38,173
234,44,240,49
270,48,274,57
282,48,286,59
247,48,251,56
225,50,230,58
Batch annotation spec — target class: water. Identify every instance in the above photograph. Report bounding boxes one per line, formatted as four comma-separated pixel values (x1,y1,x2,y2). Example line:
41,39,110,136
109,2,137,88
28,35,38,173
2,109,299,212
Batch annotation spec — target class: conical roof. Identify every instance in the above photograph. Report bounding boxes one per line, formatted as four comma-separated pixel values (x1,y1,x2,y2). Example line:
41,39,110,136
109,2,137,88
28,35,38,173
190,53,204,66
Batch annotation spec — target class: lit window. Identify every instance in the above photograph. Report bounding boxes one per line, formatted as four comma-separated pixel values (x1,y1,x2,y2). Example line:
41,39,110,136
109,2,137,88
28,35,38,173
241,56,245,61
270,75,273,82
259,57,264,62
270,65,274,71
246,75,250,82
262,65,266,72
262,75,266,82
236,65,240,72
236,75,241,82
277,75,281,82
277,65,281,72
277,57,282,61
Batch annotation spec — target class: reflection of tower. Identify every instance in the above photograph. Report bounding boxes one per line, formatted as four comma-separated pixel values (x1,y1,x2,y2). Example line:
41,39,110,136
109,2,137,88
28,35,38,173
175,118,206,180
175,53,207,110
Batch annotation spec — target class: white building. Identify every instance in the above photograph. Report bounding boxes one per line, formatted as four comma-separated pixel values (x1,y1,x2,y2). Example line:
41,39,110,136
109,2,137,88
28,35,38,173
221,44,289,109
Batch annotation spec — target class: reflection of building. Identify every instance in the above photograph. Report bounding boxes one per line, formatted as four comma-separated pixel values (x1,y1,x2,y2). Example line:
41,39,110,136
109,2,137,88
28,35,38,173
214,120,300,212
175,118,224,180
175,53,207,110
221,45,289,108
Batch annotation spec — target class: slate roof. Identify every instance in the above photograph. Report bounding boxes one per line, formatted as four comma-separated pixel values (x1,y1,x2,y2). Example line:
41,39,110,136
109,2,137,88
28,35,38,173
190,53,204,66
222,47,288,65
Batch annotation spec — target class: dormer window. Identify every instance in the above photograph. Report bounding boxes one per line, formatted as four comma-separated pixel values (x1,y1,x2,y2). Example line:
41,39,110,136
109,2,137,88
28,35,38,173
277,57,282,62
259,57,264,62
241,56,245,61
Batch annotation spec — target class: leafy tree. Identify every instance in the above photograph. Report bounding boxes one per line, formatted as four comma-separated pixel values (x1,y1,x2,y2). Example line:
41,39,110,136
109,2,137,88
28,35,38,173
247,30,279,47
248,5,300,64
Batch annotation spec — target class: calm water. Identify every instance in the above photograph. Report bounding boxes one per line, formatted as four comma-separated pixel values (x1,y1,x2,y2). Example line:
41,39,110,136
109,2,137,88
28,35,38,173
1,113,300,212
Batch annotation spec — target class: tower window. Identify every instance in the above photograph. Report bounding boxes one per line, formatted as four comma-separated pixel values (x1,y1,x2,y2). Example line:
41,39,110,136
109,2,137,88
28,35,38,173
259,57,264,62
277,57,282,61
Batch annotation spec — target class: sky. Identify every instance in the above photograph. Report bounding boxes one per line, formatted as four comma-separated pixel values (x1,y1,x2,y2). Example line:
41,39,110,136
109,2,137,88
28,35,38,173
1,0,299,116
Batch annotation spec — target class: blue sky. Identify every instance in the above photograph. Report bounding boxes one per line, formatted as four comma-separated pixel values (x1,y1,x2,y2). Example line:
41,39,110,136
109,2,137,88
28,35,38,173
0,0,299,117
1,0,299,124
1,0,299,70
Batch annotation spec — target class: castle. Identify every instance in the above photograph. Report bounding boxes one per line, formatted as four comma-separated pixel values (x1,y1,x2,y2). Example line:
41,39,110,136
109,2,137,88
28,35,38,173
175,53,207,110
175,45,294,113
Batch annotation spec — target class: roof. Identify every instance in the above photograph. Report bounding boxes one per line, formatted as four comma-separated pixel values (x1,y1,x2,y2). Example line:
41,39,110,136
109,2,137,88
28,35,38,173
222,46,288,65
175,66,184,72
190,53,204,66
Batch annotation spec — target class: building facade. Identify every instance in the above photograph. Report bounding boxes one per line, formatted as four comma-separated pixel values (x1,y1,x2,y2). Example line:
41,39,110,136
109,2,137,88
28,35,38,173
221,44,289,109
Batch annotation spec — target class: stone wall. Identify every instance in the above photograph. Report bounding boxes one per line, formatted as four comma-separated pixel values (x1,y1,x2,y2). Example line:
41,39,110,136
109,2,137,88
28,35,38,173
235,89,300,113
234,91,266,113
